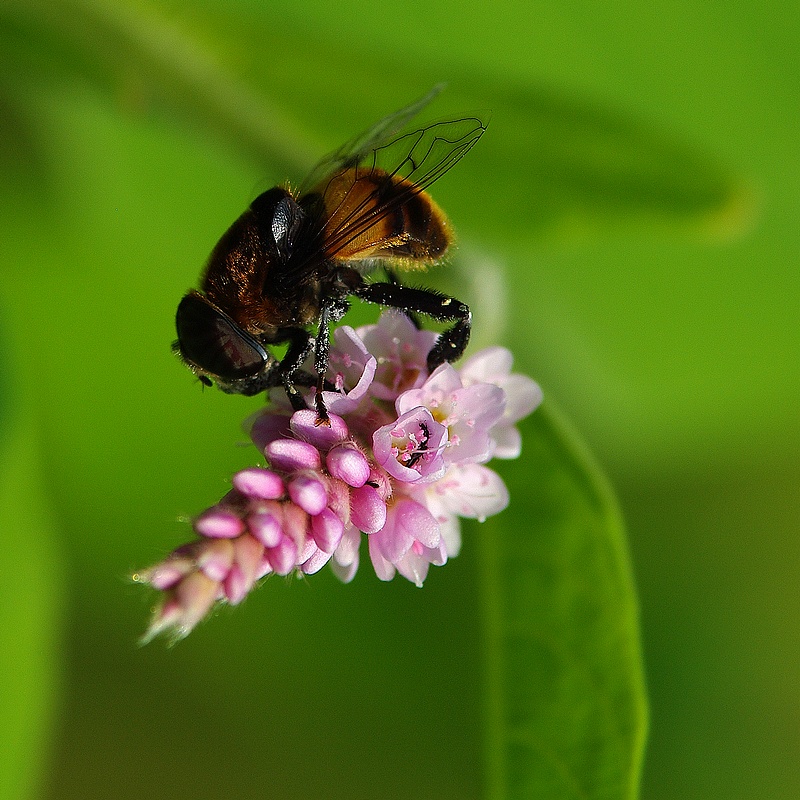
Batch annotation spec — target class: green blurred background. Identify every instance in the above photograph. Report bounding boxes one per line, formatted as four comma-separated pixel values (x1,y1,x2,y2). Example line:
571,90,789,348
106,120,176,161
1,0,798,798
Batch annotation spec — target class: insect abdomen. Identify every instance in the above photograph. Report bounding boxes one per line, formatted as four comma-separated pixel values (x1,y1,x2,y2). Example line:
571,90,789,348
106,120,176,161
317,170,451,266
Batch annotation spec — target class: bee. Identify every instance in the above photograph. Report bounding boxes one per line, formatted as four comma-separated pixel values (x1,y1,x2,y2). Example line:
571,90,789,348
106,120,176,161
174,86,486,419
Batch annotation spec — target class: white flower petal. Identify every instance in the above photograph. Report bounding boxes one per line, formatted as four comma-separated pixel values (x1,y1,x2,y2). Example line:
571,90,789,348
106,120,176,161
437,464,510,521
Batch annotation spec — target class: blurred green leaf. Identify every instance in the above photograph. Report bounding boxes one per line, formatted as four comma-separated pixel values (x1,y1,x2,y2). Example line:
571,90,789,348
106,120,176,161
1,0,749,241
0,386,62,800
466,83,753,242
481,403,647,800
0,87,49,202
1,0,319,175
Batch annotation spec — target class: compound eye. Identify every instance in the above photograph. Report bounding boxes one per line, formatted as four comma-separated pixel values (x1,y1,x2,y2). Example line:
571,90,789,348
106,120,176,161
176,292,269,380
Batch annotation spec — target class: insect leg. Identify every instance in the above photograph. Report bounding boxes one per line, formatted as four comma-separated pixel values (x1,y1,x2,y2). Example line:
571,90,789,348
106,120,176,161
355,282,471,371
275,329,315,410
384,268,421,329
313,295,351,420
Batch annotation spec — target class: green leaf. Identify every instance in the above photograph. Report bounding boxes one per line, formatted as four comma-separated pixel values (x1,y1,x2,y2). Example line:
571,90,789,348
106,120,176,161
481,403,647,800
462,84,754,243
0,358,62,800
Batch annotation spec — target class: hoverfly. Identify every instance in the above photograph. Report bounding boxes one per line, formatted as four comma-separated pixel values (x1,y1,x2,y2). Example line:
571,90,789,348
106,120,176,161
175,86,486,419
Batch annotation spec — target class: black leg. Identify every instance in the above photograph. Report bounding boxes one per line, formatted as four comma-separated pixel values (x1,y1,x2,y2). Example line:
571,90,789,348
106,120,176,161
313,295,351,421
274,329,315,410
385,268,421,329
355,282,471,371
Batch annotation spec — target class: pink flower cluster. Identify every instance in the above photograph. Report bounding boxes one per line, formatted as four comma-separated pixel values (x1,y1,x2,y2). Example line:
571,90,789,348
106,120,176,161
136,312,542,641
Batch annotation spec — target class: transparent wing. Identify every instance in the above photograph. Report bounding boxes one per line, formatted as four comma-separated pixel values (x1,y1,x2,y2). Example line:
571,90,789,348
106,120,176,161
299,84,446,195
289,113,486,278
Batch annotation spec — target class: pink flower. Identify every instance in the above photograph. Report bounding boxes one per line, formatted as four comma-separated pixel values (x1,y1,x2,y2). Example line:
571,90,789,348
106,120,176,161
368,499,446,587
136,311,542,641
396,364,506,465
317,325,378,415
372,407,448,484
355,310,439,401
459,346,543,459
